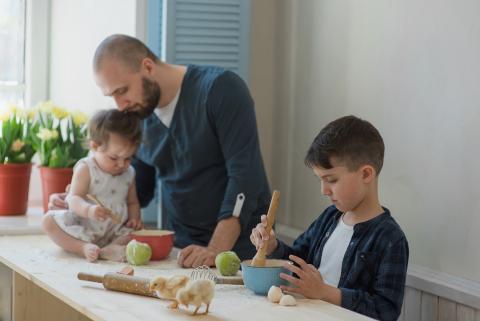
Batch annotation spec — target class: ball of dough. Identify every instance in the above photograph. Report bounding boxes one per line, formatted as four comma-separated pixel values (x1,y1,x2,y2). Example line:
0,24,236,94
279,294,296,306
267,286,283,303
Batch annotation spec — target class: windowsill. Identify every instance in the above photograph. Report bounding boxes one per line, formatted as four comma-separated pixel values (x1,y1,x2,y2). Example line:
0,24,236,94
0,207,44,236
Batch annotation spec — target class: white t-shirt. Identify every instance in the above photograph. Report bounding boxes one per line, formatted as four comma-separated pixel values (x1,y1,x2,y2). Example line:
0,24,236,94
154,88,181,128
318,214,354,287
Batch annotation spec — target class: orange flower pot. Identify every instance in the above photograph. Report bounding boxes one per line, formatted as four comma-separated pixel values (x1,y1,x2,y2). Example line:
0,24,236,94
0,163,32,215
39,167,73,213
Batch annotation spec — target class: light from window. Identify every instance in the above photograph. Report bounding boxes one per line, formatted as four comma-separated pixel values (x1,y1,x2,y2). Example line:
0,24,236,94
0,0,26,108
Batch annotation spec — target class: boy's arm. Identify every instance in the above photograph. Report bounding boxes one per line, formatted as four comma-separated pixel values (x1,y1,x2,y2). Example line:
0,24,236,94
65,163,91,218
339,238,409,321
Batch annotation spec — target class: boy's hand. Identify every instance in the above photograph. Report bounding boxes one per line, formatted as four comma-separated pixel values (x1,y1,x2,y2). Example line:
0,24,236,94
87,205,111,222
250,214,278,255
279,255,327,299
125,217,143,230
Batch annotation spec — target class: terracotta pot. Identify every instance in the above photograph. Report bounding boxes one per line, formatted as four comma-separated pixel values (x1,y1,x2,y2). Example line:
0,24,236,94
0,163,32,215
39,167,73,213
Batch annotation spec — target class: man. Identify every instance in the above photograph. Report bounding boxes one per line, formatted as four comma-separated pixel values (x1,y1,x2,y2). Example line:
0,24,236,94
49,34,271,267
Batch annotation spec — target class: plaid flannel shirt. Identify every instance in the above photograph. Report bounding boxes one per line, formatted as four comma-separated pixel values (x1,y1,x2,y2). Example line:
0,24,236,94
270,205,409,321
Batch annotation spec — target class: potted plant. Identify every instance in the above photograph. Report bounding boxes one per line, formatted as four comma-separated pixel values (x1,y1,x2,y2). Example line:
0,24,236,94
0,105,37,215
31,101,89,212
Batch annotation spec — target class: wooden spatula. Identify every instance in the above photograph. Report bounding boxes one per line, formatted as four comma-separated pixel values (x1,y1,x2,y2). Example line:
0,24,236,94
251,190,280,267
86,194,122,223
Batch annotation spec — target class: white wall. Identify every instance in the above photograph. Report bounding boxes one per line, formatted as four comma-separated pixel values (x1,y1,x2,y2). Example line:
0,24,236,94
249,0,277,180
271,0,480,282
29,0,140,204
49,0,138,112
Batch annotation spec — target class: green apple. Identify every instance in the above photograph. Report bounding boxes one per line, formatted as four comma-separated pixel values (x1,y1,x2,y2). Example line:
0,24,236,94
126,240,152,265
215,251,241,276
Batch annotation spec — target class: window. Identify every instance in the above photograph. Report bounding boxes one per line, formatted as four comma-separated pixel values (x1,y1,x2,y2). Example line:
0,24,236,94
0,0,26,108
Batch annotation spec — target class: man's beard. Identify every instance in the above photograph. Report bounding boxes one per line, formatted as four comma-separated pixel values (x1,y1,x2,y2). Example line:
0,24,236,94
134,77,161,119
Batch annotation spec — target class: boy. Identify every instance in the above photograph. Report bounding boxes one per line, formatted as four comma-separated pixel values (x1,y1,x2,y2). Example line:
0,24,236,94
250,115,408,321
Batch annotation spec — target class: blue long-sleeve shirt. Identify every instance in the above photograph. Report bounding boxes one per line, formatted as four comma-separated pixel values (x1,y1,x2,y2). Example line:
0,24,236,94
270,205,409,321
134,65,271,259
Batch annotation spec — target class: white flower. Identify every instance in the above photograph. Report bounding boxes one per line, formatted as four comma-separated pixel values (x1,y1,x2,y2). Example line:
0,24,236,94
37,128,59,141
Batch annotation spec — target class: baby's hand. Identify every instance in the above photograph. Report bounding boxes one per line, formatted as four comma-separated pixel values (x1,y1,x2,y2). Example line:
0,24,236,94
87,205,111,222
125,217,143,230
250,214,278,255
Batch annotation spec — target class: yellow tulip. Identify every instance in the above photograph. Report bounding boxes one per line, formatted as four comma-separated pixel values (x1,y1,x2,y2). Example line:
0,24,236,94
7,104,19,115
27,109,36,120
52,106,69,119
71,111,88,126
0,110,10,122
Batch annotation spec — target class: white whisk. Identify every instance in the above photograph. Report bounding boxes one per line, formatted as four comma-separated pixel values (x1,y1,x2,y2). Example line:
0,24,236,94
190,265,243,285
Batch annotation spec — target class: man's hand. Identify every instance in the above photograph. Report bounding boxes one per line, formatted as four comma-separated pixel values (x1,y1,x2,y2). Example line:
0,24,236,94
48,192,68,210
177,245,218,268
279,255,338,301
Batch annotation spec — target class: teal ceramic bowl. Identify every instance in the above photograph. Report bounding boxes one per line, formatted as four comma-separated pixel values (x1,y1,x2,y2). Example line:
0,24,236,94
241,259,292,295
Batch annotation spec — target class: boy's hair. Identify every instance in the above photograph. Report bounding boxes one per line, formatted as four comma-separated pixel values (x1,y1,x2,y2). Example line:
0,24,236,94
93,34,159,73
305,115,384,174
88,109,142,148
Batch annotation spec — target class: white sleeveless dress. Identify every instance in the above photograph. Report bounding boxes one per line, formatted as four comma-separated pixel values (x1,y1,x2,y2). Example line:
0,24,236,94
51,156,134,247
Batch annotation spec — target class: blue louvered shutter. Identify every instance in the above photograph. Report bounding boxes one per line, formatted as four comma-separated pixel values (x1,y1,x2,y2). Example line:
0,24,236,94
164,0,251,82
147,0,163,57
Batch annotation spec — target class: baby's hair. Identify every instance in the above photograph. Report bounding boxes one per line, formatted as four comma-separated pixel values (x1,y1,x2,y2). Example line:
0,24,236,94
305,115,384,175
88,109,142,148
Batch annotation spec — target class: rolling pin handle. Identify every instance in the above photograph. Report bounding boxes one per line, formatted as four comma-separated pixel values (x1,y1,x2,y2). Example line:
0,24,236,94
77,272,104,283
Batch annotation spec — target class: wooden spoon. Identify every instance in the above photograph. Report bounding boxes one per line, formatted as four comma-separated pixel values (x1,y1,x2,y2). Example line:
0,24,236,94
251,190,280,267
86,194,122,224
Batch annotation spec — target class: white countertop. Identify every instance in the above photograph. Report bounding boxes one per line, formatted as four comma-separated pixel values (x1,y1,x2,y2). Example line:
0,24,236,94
0,207,43,235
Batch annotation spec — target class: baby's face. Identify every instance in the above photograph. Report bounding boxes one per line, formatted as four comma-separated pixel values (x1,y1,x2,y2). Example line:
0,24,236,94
312,159,368,213
93,133,137,176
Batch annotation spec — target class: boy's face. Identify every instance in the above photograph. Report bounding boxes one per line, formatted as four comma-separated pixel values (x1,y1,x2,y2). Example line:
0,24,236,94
312,158,374,213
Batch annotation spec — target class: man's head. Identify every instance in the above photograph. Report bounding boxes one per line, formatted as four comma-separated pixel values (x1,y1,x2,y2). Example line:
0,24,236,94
305,115,384,212
93,34,161,118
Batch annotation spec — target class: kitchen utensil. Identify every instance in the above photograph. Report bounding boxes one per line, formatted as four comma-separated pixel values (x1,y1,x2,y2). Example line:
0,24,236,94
241,259,292,295
77,272,157,297
191,265,243,285
86,194,121,223
251,190,280,267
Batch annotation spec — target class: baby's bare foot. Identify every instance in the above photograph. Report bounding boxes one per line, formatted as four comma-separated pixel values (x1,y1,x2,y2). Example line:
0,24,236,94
100,244,126,262
83,243,100,262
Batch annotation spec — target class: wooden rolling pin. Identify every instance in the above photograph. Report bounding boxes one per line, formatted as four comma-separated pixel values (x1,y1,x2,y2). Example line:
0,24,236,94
78,272,157,298
251,190,280,267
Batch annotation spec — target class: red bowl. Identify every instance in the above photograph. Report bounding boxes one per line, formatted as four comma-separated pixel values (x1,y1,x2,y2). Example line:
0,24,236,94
128,230,174,260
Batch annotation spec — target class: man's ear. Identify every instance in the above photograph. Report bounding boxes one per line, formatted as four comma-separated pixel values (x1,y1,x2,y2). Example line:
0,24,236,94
360,165,376,183
141,57,155,74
